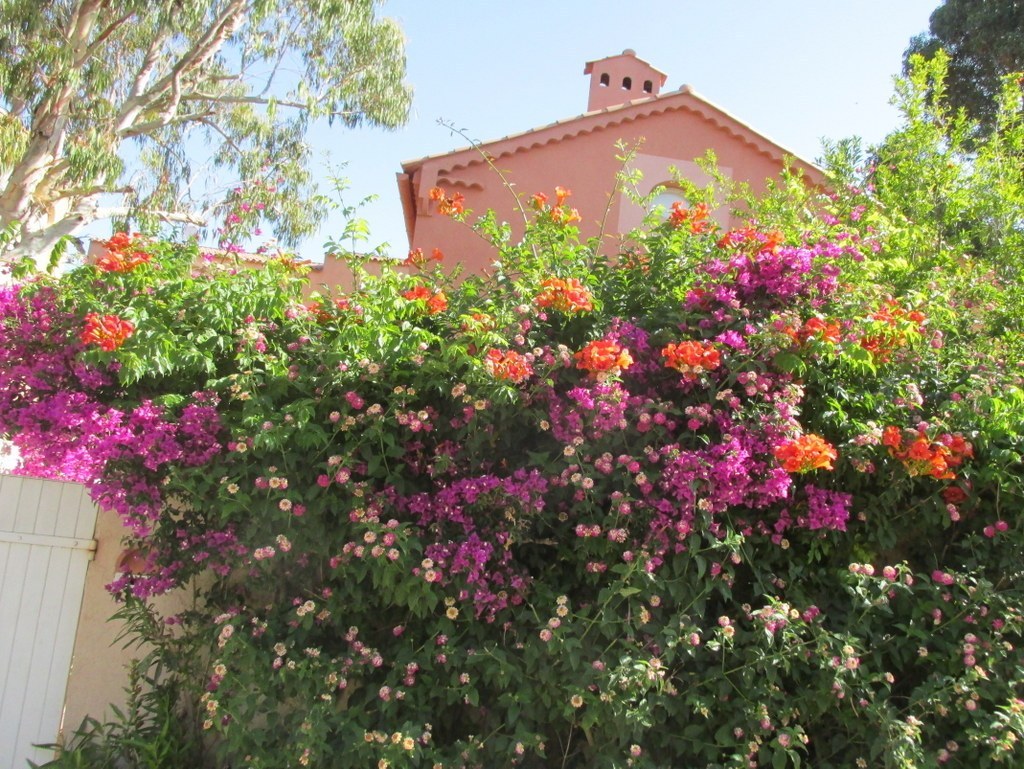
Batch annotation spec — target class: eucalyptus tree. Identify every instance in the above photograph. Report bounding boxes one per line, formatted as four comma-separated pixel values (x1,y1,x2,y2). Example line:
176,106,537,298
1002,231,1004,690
0,0,411,265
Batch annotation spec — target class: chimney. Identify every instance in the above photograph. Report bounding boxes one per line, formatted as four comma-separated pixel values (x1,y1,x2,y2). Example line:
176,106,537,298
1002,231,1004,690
583,49,668,112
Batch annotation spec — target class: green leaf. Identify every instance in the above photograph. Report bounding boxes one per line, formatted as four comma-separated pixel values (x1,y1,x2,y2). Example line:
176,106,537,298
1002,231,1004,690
772,351,807,376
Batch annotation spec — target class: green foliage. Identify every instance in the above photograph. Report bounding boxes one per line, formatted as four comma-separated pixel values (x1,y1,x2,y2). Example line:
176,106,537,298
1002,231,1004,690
904,0,1024,138
826,52,1024,352
31,600,207,769
6,56,1024,769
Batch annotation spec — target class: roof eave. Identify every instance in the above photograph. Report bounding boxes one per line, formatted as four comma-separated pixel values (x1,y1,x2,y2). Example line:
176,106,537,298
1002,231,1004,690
399,87,823,180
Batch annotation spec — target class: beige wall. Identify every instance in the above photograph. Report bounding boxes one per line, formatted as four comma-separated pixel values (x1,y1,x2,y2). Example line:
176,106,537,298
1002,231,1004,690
61,507,133,732
62,508,201,736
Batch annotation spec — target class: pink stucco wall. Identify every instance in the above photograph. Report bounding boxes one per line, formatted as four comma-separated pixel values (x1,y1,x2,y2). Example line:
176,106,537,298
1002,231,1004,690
401,88,824,278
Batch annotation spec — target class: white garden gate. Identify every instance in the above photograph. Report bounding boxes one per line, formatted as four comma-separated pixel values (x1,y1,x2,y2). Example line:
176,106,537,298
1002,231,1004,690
0,474,97,769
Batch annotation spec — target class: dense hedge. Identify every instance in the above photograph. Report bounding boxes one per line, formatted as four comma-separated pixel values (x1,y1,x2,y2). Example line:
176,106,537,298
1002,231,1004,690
4,56,1023,769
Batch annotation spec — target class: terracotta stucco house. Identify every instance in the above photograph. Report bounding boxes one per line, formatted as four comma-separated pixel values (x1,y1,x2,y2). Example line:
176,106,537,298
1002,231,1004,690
397,50,826,274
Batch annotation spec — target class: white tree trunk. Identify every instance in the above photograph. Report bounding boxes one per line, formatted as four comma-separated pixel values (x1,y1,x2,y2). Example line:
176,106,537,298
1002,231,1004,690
2,207,91,270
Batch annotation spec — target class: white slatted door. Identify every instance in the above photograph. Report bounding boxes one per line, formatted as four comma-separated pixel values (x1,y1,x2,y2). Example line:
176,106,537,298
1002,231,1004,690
0,475,97,769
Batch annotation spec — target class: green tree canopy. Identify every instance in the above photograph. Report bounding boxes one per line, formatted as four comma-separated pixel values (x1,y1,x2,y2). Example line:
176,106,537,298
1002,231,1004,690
904,0,1024,136
0,0,412,266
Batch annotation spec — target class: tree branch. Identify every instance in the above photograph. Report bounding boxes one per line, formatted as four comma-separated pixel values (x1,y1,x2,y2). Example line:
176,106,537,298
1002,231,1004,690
80,10,139,67
92,205,207,225
195,117,246,157
127,36,165,102
49,184,134,203
258,17,303,97
115,0,249,134
4,98,28,119
120,110,217,138
35,156,73,193
181,92,361,118
63,0,105,54
140,0,249,104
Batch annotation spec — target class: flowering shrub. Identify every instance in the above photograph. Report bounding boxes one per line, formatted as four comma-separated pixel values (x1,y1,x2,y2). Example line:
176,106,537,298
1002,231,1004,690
402,284,448,314
405,247,445,267
534,276,594,314
772,434,838,474
881,425,973,480
668,200,711,233
429,186,466,217
483,348,533,384
784,316,841,346
94,232,153,273
660,339,721,380
81,312,135,351
4,58,1024,768
574,339,633,378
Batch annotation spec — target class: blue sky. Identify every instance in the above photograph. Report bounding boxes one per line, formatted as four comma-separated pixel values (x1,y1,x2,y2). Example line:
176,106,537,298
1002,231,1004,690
299,0,940,261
